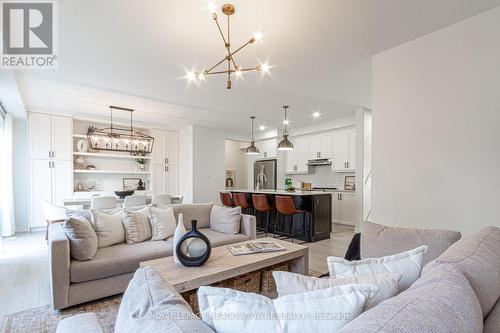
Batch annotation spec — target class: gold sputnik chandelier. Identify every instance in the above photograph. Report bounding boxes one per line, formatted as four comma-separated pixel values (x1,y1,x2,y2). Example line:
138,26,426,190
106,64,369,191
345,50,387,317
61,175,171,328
186,3,269,89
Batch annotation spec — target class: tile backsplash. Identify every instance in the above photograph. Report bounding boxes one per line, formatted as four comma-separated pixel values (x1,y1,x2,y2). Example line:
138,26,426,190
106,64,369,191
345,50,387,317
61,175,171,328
289,165,355,190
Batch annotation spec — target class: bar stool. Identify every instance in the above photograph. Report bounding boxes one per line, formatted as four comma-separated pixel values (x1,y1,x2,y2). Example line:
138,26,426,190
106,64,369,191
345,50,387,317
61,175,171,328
252,194,274,236
275,195,309,243
220,192,235,207
233,193,254,214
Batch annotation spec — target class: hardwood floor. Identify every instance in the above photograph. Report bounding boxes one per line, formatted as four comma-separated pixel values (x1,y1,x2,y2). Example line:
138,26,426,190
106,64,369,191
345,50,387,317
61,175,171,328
0,227,353,321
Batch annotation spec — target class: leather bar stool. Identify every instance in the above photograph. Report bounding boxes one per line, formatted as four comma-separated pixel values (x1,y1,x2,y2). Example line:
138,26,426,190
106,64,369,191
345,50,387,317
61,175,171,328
233,193,254,215
252,194,274,236
275,195,309,243
220,192,235,207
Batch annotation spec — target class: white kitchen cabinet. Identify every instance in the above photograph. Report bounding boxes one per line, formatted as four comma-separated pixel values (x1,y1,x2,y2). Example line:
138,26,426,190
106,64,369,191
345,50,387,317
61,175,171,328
296,138,309,173
308,133,333,159
152,164,179,195
151,129,179,165
29,113,72,160
331,192,356,226
166,131,179,165
29,159,73,228
285,140,299,173
332,129,355,172
257,140,276,159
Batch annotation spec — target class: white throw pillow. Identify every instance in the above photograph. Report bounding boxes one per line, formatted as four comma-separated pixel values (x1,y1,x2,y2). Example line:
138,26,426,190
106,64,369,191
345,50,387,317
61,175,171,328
273,271,401,309
122,207,152,244
90,209,125,248
197,284,379,333
209,205,241,235
148,206,177,241
327,245,427,291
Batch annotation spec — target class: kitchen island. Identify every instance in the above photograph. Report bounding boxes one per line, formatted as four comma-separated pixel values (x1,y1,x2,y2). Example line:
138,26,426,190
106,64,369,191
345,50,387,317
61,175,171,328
227,189,332,242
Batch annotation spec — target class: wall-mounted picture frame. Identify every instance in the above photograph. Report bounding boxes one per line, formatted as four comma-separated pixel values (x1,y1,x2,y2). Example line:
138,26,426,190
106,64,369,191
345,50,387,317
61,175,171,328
344,176,356,190
225,169,236,189
123,178,141,190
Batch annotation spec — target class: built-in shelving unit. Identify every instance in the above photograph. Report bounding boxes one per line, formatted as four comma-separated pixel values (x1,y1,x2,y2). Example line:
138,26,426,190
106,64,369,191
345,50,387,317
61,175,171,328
74,170,151,174
73,151,152,160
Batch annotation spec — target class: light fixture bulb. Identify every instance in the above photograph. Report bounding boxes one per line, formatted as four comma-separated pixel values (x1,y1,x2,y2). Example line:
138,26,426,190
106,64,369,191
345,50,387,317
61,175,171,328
186,70,197,82
198,72,206,81
235,70,242,78
254,32,263,42
282,120,289,125
208,2,217,14
260,63,270,73
259,125,266,131
312,111,321,118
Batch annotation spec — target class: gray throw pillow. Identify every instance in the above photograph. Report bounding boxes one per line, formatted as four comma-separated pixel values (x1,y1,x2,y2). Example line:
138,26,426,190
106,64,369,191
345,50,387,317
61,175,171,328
90,209,125,248
209,205,241,235
63,216,98,260
122,207,152,244
173,203,213,229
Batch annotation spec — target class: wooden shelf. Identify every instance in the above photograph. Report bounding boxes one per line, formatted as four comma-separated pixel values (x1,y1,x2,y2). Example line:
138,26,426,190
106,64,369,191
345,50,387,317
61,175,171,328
74,170,151,175
73,152,151,160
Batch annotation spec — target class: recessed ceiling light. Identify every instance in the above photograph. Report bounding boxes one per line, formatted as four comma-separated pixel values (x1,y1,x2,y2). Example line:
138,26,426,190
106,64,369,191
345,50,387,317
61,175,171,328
259,125,266,131
312,111,321,118
282,119,289,125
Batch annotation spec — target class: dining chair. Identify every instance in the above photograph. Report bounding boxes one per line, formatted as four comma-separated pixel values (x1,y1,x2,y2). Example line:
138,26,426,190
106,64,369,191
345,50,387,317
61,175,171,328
123,195,146,208
90,196,117,209
152,194,172,205
42,201,68,240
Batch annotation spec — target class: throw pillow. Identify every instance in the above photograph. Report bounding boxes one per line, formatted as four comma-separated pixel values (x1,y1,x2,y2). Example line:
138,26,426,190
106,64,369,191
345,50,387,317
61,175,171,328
197,284,379,333
209,205,241,235
148,206,177,241
327,245,427,291
122,207,152,244
90,209,125,248
63,216,98,260
173,203,213,229
273,271,401,309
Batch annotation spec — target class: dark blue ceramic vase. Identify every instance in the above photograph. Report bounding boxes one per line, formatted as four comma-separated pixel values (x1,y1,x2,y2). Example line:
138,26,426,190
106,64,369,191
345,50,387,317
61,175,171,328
176,220,212,267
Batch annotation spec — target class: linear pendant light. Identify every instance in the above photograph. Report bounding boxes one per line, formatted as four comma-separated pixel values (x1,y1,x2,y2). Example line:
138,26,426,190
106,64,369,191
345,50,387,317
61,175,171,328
246,116,260,155
278,105,294,151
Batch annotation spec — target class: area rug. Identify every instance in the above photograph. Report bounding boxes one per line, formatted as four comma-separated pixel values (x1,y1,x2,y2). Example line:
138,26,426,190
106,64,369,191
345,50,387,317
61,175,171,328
0,269,324,333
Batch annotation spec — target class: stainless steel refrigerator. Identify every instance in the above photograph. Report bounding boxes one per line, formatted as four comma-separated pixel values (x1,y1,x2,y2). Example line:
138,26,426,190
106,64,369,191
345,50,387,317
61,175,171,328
254,159,277,190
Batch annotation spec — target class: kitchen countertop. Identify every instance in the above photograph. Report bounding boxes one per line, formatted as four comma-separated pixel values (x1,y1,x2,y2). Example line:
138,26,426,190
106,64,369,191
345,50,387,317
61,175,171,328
227,189,332,196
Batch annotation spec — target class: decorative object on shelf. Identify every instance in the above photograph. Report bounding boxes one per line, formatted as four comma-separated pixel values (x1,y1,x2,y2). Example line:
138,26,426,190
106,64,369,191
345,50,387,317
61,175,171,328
123,178,141,191
284,177,292,190
86,164,96,170
114,190,135,199
87,106,155,156
225,170,235,189
173,213,187,264
246,116,260,155
76,139,89,152
176,220,212,267
278,105,294,151
344,175,356,190
135,158,147,172
74,156,88,170
137,179,145,190
185,3,269,89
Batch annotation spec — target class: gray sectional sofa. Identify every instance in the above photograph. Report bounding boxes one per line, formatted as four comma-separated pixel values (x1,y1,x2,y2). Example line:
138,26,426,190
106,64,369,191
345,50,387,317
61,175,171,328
49,203,256,310
57,224,500,333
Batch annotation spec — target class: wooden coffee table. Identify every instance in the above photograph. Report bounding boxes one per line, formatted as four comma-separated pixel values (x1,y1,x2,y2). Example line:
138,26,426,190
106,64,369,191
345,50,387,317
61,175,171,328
140,237,309,294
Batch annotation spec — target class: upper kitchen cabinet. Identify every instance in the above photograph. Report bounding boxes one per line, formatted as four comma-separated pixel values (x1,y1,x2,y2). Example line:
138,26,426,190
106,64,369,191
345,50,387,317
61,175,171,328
332,129,356,172
150,129,179,165
29,113,72,160
308,133,332,159
257,139,277,159
285,138,308,174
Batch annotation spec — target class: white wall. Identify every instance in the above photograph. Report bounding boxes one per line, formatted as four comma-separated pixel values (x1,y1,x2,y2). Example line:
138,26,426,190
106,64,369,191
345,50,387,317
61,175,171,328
12,118,29,232
179,125,194,203
371,7,500,235
191,125,247,204
224,140,248,189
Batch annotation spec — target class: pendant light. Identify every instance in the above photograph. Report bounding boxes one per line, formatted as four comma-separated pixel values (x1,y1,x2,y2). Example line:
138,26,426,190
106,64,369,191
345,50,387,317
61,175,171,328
246,116,260,155
278,105,294,151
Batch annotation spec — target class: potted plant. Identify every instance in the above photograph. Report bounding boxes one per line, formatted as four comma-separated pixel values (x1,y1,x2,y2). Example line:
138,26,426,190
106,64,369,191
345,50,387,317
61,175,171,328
135,158,147,172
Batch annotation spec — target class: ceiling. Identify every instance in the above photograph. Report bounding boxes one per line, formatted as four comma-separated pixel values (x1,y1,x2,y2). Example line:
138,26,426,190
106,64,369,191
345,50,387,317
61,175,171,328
15,0,500,133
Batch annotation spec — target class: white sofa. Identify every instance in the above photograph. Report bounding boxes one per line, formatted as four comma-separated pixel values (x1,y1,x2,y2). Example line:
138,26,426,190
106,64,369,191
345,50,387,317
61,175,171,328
49,203,256,310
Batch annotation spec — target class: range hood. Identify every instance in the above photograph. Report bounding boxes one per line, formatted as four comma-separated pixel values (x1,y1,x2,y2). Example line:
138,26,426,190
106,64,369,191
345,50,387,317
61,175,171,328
306,158,332,166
